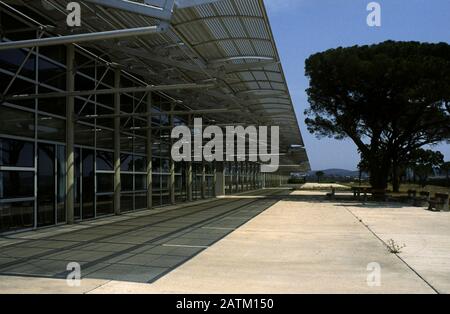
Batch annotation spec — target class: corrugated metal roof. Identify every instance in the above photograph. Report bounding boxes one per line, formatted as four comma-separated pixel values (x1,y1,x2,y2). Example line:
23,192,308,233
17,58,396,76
4,0,310,172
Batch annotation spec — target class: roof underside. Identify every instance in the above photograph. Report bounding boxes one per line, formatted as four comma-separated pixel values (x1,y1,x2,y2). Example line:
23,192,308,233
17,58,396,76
2,0,310,173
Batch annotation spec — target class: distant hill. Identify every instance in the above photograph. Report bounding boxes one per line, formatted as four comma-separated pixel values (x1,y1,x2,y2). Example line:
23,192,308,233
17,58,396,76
307,169,361,178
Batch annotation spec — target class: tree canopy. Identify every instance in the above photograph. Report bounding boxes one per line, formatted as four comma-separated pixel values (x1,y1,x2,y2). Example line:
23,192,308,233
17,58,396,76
408,149,444,187
304,41,450,189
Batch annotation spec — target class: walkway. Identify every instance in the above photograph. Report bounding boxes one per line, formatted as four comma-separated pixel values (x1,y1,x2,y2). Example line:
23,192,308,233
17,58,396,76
1,190,449,293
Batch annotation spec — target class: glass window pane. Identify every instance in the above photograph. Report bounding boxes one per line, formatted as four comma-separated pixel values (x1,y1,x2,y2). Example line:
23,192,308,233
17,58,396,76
0,201,34,233
38,57,66,90
120,194,133,212
0,171,34,199
0,106,35,138
121,174,133,191
96,128,114,150
96,195,113,217
0,138,34,167
121,154,133,172
38,115,65,142
37,144,55,227
97,173,114,193
134,155,146,172
82,149,95,219
57,145,66,223
96,151,113,171
135,174,146,191
135,194,146,210
75,123,95,147
0,49,35,79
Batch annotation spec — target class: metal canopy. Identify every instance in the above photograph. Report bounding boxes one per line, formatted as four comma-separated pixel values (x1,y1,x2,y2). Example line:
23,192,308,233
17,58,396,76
0,0,310,172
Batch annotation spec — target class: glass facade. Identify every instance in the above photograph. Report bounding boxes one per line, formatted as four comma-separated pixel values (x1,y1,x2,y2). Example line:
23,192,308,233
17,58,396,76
0,7,267,234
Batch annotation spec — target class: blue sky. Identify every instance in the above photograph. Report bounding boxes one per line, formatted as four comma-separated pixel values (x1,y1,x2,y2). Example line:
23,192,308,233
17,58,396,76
265,0,450,170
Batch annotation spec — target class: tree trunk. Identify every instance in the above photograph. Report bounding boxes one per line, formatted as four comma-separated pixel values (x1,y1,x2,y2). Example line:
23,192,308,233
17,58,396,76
392,165,400,193
369,161,390,190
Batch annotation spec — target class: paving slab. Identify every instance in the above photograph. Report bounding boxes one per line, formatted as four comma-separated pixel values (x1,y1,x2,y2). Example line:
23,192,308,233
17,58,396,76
1,190,447,294
348,203,450,293
91,192,436,294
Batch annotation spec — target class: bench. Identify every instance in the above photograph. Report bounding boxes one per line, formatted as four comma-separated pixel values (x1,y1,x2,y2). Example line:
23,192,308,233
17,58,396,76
352,187,387,202
413,191,430,207
428,193,449,212
352,187,368,200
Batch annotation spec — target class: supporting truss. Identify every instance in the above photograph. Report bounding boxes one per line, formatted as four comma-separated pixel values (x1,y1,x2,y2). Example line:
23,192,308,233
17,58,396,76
83,0,175,21
79,108,240,120
0,25,167,50
83,0,224,20
5,82,216,101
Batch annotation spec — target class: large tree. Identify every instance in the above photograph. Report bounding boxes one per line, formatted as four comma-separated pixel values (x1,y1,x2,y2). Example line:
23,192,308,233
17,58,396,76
304,41,450,190
408,149,444,187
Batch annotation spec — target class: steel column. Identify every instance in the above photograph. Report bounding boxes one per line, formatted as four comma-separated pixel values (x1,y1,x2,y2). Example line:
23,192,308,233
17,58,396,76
214,162,225,197
186,115,193,202
228,162,233,194
66,44,75,225
146,92,153,210
114,68,121,215
169,104,176,205
201,162,206,199
240,162,244,192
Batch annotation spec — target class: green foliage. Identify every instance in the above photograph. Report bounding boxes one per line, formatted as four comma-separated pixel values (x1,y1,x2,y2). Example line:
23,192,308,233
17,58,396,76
409,149,444,187
305,41,450,189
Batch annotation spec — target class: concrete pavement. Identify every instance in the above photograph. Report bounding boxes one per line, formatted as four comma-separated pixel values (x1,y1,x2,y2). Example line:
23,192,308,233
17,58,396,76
1,190,449,294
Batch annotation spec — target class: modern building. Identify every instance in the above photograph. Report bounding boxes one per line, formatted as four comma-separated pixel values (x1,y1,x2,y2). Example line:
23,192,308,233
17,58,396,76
0,0,310,234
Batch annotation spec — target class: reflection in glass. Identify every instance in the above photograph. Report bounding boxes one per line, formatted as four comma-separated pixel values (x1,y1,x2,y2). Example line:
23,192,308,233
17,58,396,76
134,155,146,172
121,194,133,212
121,154,133,172
96,151,114,171
97,173,114,193
121,174,133,192
0,138,34,167
57,145,66,223
82,149,95,219
0,201,34,233
135,194,146,210
0,171,34,199
38,115,65,142
135,175,146,191
38,144,55,227
0,106,35,138
74,148,81,219
96,194,113,216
